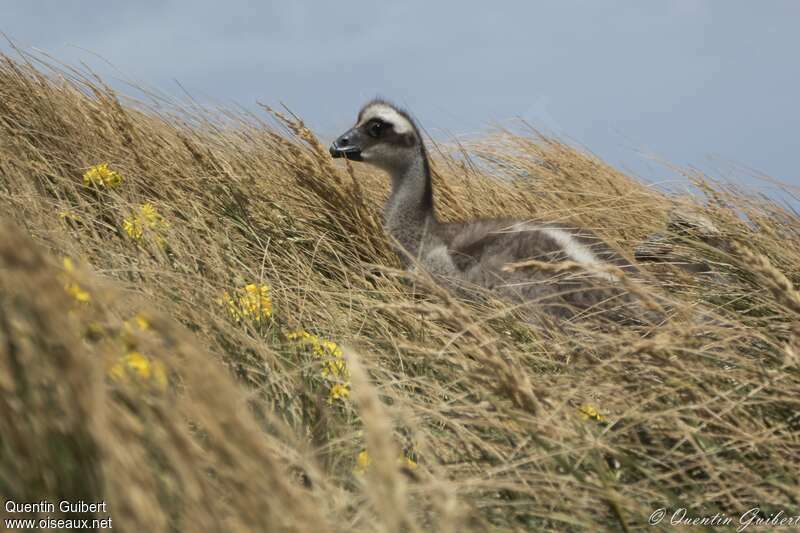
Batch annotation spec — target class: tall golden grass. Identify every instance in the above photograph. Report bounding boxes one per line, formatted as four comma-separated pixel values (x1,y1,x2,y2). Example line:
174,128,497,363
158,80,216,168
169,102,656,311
0,51,798,532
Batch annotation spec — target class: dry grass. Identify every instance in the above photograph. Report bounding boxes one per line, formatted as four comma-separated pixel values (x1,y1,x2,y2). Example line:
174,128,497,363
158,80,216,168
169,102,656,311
0,51,799,532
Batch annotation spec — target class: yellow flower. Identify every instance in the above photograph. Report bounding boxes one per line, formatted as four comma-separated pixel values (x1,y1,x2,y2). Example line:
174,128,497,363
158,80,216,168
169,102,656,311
122,313,151,349
354,450,371,475
123,312,150,332
320,339,343,358
61,256,91,303
123,202,168,244
321,357,348,379
288,330,344,361
133,313,150,331
286,330,311,341
122,219,140,240
65,282,91,302
329,383,350,401
109,351,167,390
83,163,123,188
287,329,350,402
220,283,272,322
578,403,605,423
58,209,82,223
353,450,418,475
401,456,418,470
139,203,162,225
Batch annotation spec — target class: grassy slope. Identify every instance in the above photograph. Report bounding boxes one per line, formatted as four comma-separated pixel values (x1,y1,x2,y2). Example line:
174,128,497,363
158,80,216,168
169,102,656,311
0,53,799,532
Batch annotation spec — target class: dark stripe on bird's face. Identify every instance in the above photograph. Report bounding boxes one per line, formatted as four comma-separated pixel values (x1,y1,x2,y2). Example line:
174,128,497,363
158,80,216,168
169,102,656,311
330,119,418,159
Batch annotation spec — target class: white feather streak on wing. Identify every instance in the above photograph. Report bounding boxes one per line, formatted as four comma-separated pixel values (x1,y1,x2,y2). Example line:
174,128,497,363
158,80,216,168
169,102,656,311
538,227,619,282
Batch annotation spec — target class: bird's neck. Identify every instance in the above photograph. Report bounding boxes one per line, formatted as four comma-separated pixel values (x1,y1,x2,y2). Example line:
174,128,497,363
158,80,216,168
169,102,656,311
383,149,438,260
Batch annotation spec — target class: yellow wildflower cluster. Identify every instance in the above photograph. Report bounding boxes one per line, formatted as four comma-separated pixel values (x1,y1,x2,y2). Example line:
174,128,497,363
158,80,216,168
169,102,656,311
354,450,370,474
220,283,273,322
123,203,168,243
108,313,167,390
287,329,350,402
578,403,606,423
83,163,123,188
121,312,151,348
57,255,166,392
109,351,167,390
126,313,150,333
65,282,91,303
61,257,91,303
329,383,350,401
353,450,418,476
58,209,82,223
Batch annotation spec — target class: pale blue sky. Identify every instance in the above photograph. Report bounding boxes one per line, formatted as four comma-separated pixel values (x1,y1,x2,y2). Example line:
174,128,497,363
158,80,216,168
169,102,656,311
2,1,798,200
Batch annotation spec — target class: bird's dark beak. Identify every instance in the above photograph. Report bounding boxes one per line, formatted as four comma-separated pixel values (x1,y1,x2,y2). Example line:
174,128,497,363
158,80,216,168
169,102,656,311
329,128,363,161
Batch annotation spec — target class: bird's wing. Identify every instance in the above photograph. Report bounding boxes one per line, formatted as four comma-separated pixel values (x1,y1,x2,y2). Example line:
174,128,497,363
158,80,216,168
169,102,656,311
447,220,566,273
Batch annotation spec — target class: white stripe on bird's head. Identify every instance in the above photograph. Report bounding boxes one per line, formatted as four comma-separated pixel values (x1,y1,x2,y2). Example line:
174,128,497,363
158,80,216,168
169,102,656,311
358,103,414,135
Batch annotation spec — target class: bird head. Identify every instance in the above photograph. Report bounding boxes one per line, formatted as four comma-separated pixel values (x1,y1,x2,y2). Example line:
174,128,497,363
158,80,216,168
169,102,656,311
330,100,423,173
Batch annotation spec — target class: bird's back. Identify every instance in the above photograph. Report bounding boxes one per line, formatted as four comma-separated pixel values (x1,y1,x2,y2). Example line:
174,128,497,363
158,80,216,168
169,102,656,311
428,218,646,320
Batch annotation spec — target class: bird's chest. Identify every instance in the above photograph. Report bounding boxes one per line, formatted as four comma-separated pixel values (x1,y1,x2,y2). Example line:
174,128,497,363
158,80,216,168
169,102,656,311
383,225,457,278
420,244,458,278
384,210,429,256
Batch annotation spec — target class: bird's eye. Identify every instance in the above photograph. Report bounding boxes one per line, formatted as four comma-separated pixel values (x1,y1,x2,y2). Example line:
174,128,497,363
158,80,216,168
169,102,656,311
368,121,384,138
